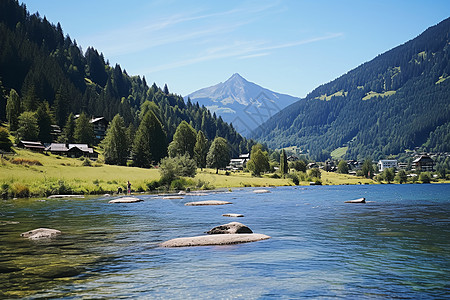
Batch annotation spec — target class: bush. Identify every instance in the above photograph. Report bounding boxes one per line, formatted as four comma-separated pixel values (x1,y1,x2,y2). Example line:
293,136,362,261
10,158,42,166
269,173,281,179
82,158,92,166
11,183,30,198
159,154,197,184
146,180,161,191
290,160,306,172
289,173,299,185
308,168,321,179
419,172,431,183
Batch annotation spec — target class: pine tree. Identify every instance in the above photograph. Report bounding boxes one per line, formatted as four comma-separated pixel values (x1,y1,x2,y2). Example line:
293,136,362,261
74,112,94,145
101,114,128,165
132,110,166,167
6,89,21,131
36,101,54,143
168,120,197,158
194,130,208,170
61,112,75,143
206,137,230,174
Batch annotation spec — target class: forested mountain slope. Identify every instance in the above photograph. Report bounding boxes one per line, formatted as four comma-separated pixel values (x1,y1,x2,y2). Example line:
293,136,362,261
252,17,450,160
0,0,250,156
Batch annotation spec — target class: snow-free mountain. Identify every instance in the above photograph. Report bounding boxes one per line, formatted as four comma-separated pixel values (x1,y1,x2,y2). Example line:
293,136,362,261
185,73,299,136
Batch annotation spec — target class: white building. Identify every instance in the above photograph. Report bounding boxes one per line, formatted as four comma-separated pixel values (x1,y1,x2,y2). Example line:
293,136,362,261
378,159,398,172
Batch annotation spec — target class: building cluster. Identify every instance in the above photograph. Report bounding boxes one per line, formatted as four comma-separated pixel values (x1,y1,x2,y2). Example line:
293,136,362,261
16,116,108,160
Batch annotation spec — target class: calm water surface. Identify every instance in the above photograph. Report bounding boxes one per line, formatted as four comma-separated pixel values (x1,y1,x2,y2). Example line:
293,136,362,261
1,184,449,299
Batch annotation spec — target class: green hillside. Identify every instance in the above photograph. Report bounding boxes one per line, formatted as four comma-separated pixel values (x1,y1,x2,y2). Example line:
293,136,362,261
252,18,450,160
0,0,251,157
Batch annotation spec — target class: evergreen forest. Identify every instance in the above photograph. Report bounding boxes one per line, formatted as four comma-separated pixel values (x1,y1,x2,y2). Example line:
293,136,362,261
0,0,252,163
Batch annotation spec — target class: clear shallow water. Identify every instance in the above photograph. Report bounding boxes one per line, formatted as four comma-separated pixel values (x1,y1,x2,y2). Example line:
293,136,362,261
1,184,449,299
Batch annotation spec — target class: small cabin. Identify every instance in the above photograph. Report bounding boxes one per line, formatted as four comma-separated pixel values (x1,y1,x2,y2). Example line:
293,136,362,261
17,141,45,152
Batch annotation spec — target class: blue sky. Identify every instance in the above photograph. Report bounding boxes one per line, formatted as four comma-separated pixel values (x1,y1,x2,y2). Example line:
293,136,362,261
21,0,450,98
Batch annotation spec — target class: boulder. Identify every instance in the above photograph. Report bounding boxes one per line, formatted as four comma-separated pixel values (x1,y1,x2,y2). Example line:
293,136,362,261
253,189,270,194
185,200,232,206
108,197,143,203
160,233,270,247
206,222,253,234
21,228,61,240
222,213,244,218
162,196,184,200
345,197,366,203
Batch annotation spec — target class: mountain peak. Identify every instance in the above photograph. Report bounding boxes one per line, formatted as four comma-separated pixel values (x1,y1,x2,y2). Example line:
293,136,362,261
185,74,299,135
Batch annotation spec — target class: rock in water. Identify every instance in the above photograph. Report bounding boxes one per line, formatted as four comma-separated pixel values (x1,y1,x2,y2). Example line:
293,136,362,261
185,200,232,206
222,213,244,217
345,197,366,203
160,233,270,247
21,228,61,240
253,189,270,194
108,197,143,203
206,222,253,234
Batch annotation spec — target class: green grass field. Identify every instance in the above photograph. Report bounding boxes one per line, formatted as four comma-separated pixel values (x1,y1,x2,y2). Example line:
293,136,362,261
1,148,382,198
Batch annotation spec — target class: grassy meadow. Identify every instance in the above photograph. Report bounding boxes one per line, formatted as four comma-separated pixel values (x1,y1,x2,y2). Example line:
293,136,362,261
0,147,381,199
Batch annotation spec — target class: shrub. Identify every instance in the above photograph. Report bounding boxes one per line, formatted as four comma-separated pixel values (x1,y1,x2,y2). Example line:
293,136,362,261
10,158,42,166
269,173,281,179
159,154,197,184
308,168,321,179
146,180,161,191
419,172,431,183
289,173,299,185
82,158,92,166
11,183,30,198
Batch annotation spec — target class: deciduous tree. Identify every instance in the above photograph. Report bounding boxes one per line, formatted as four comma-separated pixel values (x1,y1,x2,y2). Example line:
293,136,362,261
206,137,230,174
168,120,197,158
17,111,39,141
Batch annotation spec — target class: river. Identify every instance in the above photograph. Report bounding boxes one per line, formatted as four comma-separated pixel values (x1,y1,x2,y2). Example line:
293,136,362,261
1,184,449,299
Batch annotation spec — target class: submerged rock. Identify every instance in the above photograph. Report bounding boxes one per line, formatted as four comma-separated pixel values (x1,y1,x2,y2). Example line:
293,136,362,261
222,213,244,218
345,197,366,203
163,196,184,200
21,228,61,240
185,200,232,206
108,197,143,203
206,222,253,234
160,233,270,247
47,195,85,199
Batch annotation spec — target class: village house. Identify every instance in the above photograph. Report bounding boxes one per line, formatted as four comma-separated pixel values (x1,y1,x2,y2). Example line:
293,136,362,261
228,153,250,170
45,143,98,159
413,155,435,172
378,159,398,172
17,141,45,153
90,117,108,143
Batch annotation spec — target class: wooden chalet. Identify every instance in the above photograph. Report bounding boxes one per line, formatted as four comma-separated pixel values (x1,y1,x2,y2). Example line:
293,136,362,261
17,141,45,152
413,155,435,172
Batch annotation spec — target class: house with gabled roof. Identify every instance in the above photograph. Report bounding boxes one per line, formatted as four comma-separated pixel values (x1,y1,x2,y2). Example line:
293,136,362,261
17,141,45,152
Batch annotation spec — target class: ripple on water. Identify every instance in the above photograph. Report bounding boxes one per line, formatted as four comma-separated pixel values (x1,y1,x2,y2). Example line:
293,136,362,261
0,184,449,298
